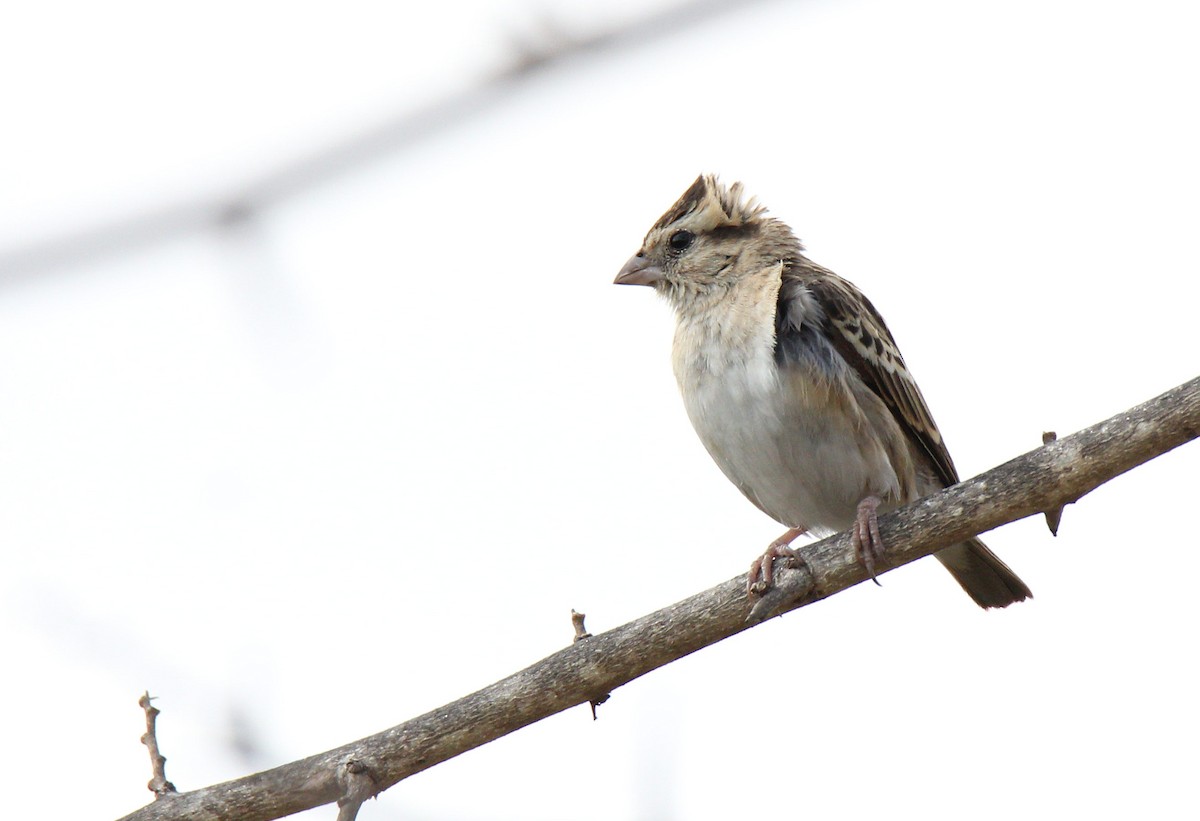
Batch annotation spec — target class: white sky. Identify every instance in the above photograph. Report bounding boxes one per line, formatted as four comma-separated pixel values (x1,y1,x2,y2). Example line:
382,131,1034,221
2,1,1198,819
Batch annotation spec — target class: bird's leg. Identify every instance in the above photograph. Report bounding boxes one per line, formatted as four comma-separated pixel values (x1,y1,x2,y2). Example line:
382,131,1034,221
748,527,808,596
852,495,885,586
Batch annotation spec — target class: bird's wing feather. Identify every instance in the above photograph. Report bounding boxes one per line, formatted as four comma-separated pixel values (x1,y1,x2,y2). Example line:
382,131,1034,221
778,260,961,486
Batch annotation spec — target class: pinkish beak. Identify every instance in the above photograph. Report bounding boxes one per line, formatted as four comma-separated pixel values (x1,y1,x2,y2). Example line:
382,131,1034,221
614,252,664,286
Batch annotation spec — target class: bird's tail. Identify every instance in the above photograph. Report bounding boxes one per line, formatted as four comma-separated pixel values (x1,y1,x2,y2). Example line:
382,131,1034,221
934,538,1032,609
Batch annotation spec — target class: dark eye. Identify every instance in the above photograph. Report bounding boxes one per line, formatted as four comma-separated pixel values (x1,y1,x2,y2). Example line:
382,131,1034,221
668,230,694,253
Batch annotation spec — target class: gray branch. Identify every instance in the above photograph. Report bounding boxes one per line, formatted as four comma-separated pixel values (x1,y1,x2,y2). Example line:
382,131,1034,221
118,375,1200,821
137,692,176,799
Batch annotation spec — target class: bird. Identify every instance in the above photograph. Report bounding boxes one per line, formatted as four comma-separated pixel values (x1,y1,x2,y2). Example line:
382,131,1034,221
614,174,1031,608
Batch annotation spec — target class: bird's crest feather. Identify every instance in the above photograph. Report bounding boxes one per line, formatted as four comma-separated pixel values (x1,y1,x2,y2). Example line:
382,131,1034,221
651,174,767,233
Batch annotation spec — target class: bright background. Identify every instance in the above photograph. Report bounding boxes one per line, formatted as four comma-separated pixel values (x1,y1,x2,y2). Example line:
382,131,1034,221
2,1,1198,819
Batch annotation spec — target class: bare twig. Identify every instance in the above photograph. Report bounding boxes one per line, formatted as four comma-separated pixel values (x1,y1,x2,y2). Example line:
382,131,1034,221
570,609,592,642
118,377,1199,821
138,692,177,799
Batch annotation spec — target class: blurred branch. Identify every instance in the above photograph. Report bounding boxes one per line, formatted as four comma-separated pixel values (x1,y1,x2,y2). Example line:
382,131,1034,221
0,0,775,283
117,376,1199,821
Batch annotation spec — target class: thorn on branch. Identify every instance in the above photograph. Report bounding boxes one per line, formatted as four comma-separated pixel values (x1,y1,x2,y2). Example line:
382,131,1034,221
138,691,177,799
335,757,380,821
1042,432,1065,535
588,693,610,721
571,610,609,720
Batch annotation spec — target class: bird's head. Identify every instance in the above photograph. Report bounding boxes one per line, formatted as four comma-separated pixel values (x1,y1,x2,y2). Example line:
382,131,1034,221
614,175,801,307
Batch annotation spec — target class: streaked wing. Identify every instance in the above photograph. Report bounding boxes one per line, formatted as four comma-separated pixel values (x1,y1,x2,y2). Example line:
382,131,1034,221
781,259,961,487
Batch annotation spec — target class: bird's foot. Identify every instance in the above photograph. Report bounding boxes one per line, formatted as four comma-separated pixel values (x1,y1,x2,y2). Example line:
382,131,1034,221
852,495,885,586
748,527,807,597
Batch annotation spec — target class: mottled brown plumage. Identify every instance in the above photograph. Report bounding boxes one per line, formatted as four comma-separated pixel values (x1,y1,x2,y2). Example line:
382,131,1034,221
787,262,956,488
616,175,1031,608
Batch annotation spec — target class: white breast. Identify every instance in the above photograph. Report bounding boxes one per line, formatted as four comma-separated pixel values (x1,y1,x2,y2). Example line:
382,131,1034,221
670,279,901,533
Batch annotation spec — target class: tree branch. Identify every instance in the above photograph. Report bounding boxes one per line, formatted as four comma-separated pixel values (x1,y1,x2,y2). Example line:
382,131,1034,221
117,376,1200,821
137,692,176,799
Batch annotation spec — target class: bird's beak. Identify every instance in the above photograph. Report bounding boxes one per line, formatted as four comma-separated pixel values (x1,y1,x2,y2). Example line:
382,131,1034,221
614,253,664,287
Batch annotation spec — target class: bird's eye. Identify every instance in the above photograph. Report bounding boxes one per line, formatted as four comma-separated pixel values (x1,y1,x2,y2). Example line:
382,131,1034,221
668,230,694,253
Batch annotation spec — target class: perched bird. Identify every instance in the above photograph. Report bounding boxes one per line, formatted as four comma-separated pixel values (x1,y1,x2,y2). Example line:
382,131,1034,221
614,175,1030,608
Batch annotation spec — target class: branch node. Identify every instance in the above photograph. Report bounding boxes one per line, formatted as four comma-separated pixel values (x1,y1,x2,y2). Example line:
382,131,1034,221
571,610,609,719
746,555,817,625
335,756,380,821
138,691,177,799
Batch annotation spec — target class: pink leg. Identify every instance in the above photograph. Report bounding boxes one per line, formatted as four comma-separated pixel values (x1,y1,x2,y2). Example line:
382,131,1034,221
852,495,885,585
748,527,808,596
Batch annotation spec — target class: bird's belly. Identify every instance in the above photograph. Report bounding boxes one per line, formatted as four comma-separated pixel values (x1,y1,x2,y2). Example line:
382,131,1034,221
685,375,898,534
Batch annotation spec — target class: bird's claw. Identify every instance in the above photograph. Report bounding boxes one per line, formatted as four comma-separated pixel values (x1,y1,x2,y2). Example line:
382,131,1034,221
748,546,800,596
852,496,885,586
747,527,807,597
